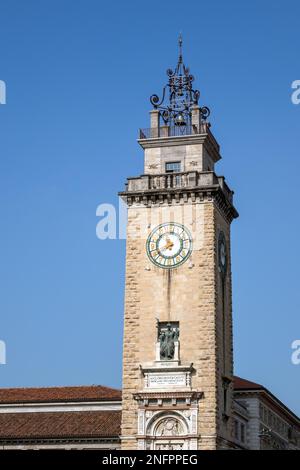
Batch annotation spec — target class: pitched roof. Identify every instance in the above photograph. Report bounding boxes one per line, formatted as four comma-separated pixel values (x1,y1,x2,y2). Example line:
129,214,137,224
0,411,121,439
0,378,268,405
0,381,255,404
233,376,263,390
0,385,121,404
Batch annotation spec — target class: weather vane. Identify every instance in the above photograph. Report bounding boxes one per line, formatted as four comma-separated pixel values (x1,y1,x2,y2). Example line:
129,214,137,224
150,35,210,127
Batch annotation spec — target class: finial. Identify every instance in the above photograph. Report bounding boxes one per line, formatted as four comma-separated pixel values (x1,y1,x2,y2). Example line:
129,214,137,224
149,37,210,126
178,33,183,63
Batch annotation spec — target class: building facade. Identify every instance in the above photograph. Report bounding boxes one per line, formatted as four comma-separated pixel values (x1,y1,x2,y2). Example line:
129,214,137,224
233,378,300,450
0,378,298,450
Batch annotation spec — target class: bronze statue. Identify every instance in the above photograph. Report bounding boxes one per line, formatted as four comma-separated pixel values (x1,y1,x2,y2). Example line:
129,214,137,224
159,323,179,360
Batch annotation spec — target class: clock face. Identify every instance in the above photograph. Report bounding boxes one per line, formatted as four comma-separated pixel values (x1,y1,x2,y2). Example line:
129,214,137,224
220,243,226,267
146,223,192,269
218,232,227,275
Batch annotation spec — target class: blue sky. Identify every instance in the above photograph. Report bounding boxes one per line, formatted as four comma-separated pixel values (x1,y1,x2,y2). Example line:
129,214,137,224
0,0,299,415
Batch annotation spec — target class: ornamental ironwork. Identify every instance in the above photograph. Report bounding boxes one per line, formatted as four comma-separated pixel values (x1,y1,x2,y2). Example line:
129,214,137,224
150,34,210,127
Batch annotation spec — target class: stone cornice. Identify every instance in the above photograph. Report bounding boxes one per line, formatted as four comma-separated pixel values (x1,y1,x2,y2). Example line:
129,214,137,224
119,185,239,224
138,131,221,163
140,364,194,374
133,391,203,400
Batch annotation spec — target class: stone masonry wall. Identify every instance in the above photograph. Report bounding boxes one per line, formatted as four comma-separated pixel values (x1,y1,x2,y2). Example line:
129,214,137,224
121,199,234,450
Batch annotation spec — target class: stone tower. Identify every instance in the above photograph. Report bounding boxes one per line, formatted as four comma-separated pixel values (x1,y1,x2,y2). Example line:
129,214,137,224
119,37,238,450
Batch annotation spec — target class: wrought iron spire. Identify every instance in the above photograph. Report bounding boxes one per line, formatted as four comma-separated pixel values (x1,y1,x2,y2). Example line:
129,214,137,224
178,32,183,64
150,35,210,127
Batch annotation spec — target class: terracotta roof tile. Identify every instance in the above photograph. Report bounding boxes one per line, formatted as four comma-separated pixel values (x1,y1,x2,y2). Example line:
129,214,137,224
233,376,263,390
0,411,121,439
0,385,121,404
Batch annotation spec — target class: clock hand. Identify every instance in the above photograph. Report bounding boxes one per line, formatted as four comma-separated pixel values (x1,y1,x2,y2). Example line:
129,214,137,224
161,239,174,252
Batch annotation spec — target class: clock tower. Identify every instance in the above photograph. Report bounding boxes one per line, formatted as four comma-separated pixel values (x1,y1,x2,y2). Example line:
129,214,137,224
119,37,238,450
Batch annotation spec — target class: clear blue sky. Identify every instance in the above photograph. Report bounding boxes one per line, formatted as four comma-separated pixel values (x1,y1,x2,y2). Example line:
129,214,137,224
0,0,299,415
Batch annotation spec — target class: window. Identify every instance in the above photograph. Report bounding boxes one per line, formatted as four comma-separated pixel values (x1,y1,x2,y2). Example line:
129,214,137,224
234,420,239,440
223,387,228,415
241,423,245,443
165,162,181,173
259,404,264,420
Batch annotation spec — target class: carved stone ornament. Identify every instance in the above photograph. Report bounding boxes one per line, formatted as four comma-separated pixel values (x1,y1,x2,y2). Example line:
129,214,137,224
155,418,183,437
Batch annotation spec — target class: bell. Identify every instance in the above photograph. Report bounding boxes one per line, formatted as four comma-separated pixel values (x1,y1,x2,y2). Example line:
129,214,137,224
177,86,183,97
174,112,186,126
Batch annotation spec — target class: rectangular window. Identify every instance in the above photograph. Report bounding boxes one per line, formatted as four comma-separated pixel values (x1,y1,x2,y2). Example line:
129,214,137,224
234,420,239,440
259,404,264,420
241,423,245,443
165,161,181,173
223,387,228,415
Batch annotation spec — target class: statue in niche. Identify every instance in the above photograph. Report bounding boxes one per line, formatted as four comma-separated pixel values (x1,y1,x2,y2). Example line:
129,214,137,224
158,323,179,360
